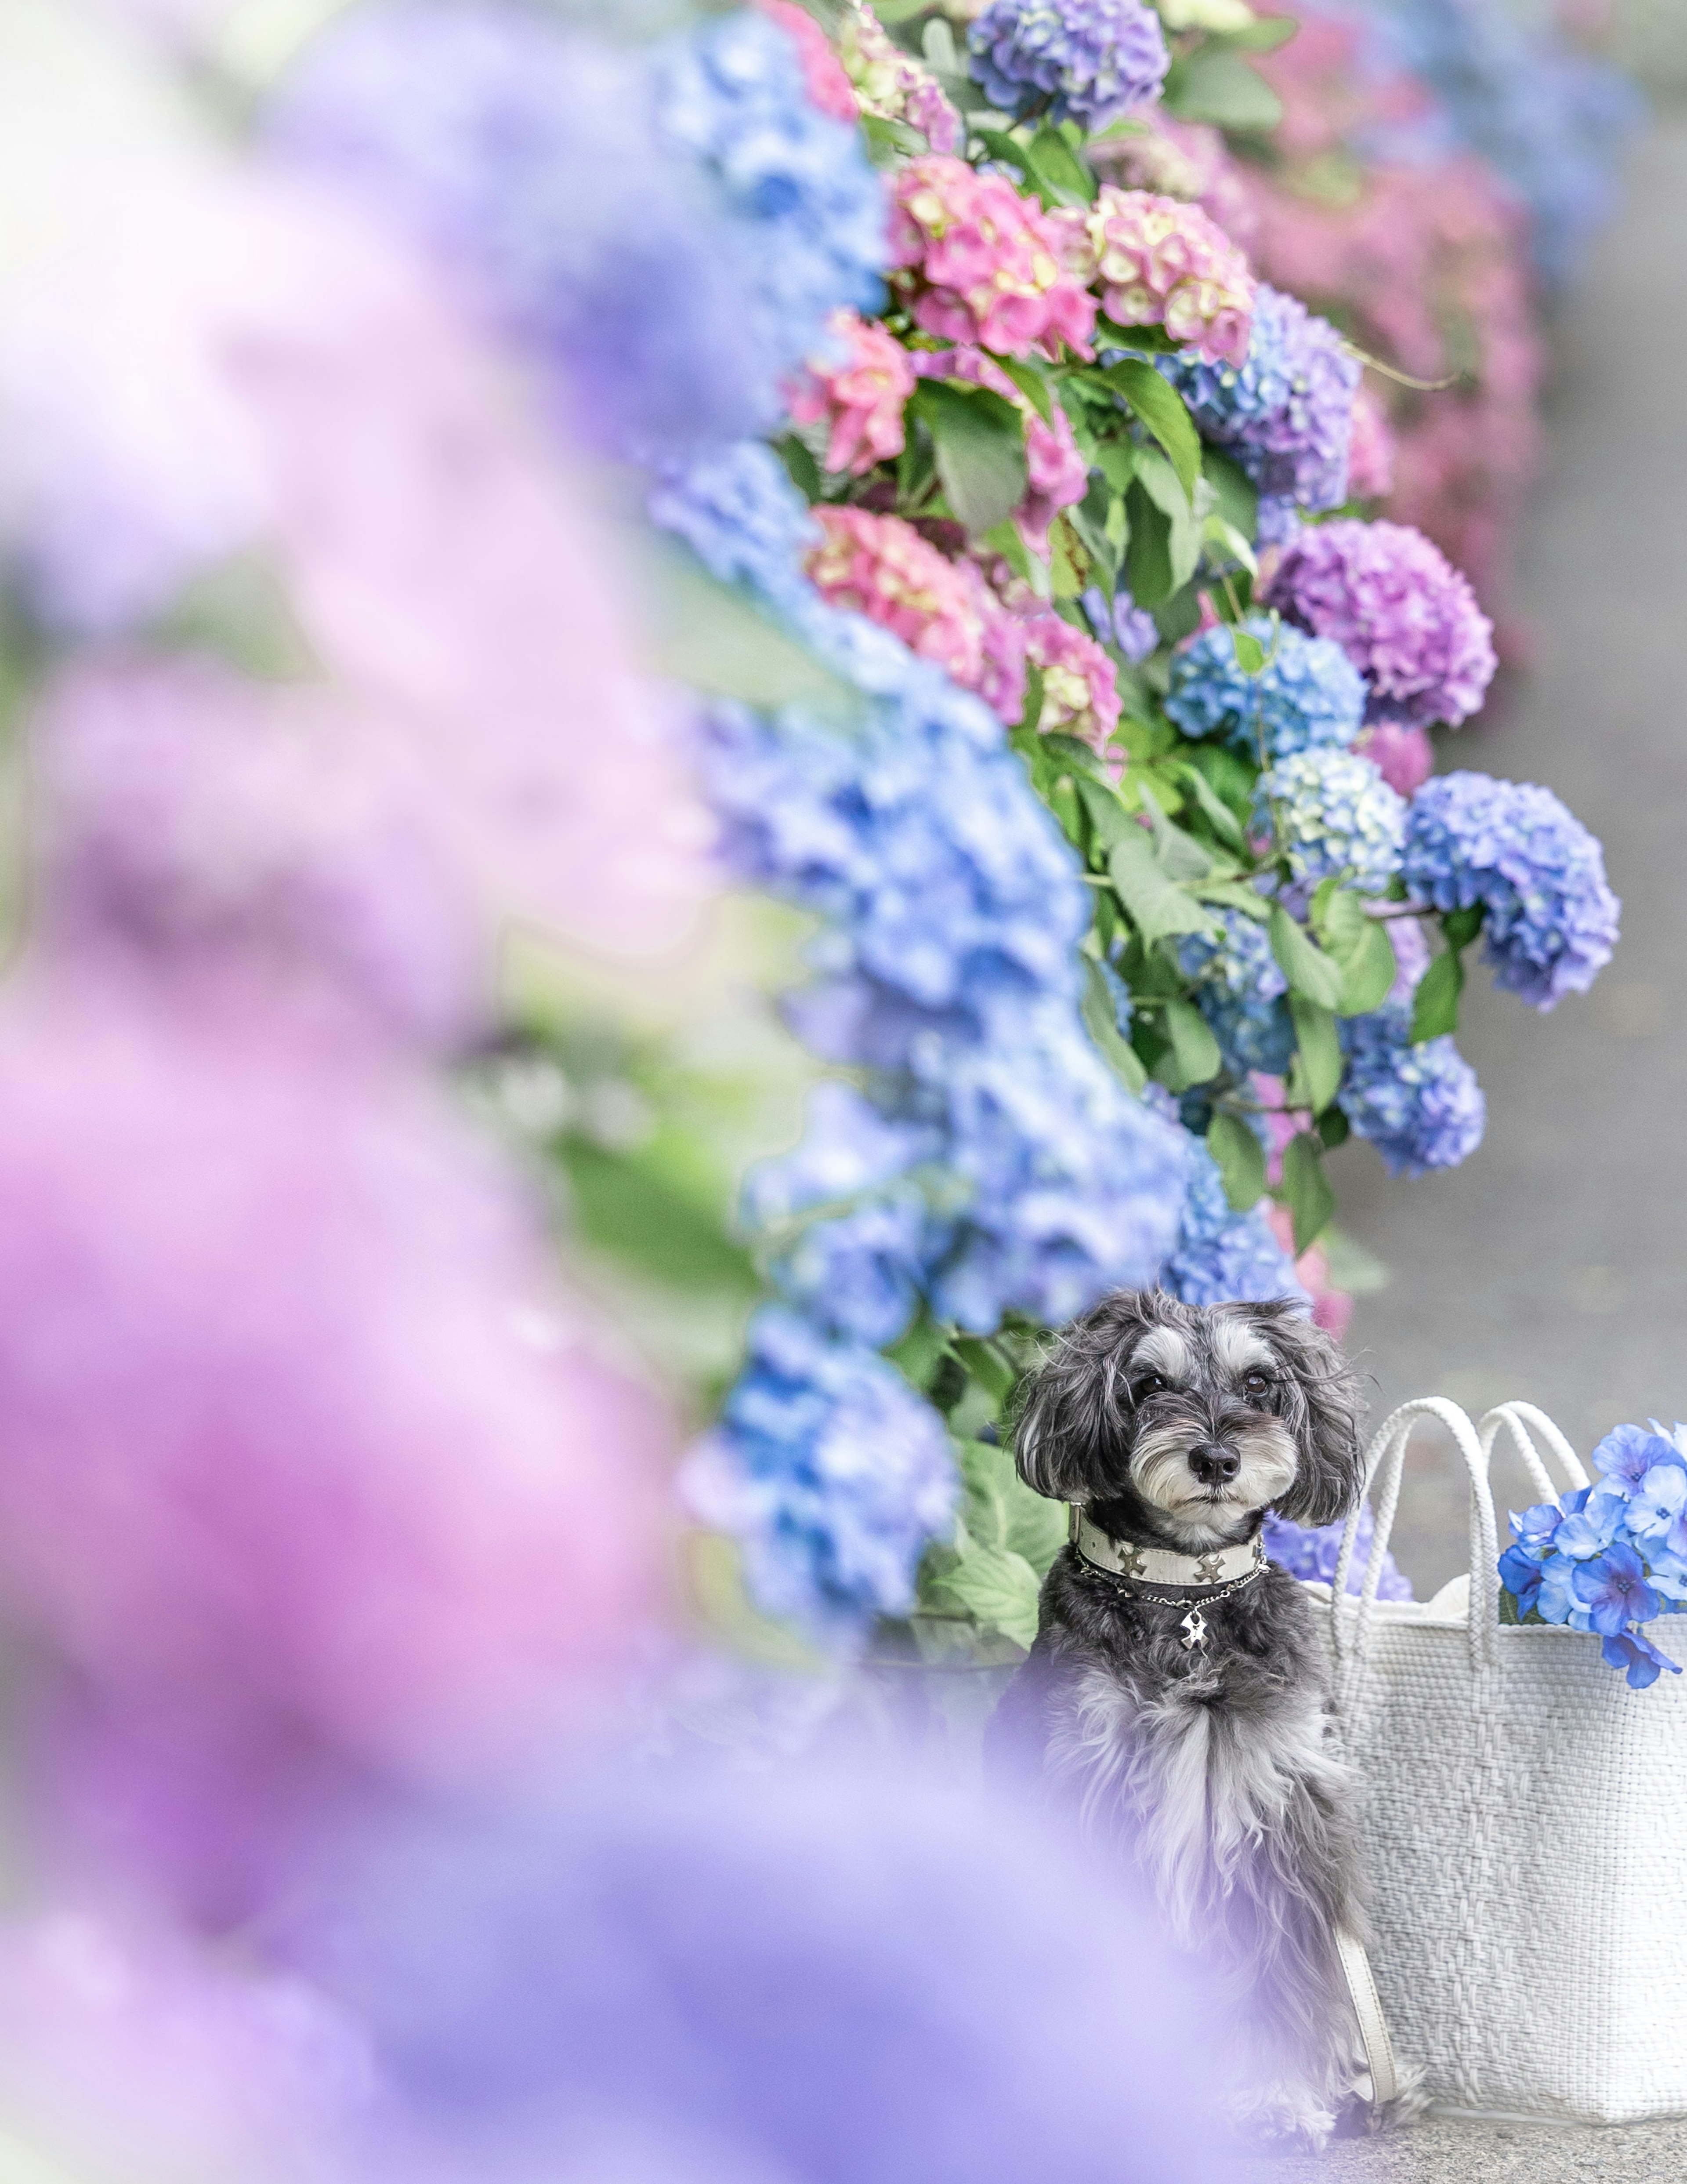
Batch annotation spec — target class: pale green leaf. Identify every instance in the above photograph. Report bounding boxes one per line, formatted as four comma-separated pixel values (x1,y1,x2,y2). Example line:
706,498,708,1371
1269,904,1347,1011
1207,1110,1268,1212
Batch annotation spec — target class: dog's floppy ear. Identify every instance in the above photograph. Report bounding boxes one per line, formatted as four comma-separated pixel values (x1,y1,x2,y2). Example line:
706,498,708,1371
1256,1303,1367,1527
1012,1289,1159,1504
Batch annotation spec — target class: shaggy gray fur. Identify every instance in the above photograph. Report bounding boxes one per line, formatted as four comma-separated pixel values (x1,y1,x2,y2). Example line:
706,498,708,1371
988,1292,1380,2150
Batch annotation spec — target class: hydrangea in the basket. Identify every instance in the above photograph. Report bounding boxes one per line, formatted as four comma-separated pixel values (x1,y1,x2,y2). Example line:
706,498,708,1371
1059,188,1253,366
967,0,1169,130
1498,1423,1687,1689
1337,1003,1485,1177
1263,1502,1414,1601
840,0,963,152
1404,773,1621,1011
890,155,1097,359
789,310,917,477
1158,1137,1306,1309
1166,615,1365,760
1255,748,1405,897
1264,519,1497,730
1157,285,1358,518
1177,909,1295,1080
687,1306,956,1636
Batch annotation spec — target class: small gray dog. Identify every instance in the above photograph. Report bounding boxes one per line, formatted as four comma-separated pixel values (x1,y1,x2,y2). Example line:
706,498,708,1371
988,1288,1398,2149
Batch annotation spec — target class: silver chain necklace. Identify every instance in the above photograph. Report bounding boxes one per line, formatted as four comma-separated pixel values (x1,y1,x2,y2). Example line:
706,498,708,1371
1082,1559,1269,1651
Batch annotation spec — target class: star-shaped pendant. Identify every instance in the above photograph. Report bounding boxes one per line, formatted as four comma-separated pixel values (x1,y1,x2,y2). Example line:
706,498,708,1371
1180,1609,1208,1652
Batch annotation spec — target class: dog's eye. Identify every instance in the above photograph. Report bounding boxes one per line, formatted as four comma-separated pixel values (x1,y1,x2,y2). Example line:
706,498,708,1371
1242,1369,1274,1400
1132,1372,1167,1402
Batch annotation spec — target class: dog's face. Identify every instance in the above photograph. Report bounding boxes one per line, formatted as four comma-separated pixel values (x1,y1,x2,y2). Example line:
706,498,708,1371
1015,1291,1365,1550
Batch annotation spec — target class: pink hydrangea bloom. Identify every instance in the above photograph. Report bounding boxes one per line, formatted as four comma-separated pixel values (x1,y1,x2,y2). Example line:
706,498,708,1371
808,506,987,686
890,156,1097,360
1061,187,1254,366
0,978,670,1778
1264,519,1497,729
1347,384,1397,501
757,0,862,123
1358,718,1434,797
840,2,963,152
789,309,916,476
911,347,1087,553
1263,1204,1353,1342
1089,112,1259,257
1023,610,1122,754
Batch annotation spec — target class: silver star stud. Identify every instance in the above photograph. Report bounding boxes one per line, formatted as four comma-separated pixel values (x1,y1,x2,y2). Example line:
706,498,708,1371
1195,1553,1225,1583
1117,1541,1148,1578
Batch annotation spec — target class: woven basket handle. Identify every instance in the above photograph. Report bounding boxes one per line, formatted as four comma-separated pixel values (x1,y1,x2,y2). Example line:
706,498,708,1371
1477,1401,1588,1503
1330,1397,1499,1706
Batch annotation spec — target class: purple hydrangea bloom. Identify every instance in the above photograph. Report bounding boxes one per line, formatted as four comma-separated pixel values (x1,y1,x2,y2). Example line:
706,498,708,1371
1337,1003,1485,1177
1255,747,1406,896
1177,909,1295,1080
686,1307,956,1635
1265,1502,1415,1601
1263,519,1497,729
1081,584,1159,664
268,5,886,457
1158,1137,1307,1308
1166,614,1366,760
1157,286,1358,517
278,1757,1223,2183
1591,1421,1686,1498
968,0,1169,130
1403,772,1620,1010
1498,1542,1544,1615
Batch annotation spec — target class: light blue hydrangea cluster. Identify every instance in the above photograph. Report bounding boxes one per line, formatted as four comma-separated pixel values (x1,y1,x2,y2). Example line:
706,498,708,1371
967,0,1169,130
1158,1137,1306,1309
1498,1422,1687,1688
688,1308,958,1637
1255,748,1406,896
1403,772,1620,1011
1263,1502,1414,1601
1177,909,1295,1080
1165,615,1366,760
1156,285,1359,519
268,4,886,456
1337,1002,1484,1177
656,441,1190,1635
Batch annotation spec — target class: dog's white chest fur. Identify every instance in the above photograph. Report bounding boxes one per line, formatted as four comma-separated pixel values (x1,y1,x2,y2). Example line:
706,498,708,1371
1046,1658,1348,1950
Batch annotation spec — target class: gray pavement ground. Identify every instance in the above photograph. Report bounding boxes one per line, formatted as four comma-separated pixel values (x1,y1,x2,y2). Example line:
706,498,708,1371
1235,2115,1687,2182
1333,108,1687,1600
1274,105,1687,2184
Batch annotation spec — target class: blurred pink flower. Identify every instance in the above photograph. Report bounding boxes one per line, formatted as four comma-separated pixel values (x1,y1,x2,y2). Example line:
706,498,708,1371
1357,718,1434,797
0,976,671,1778
32,657,483,1052
1347,383,1397,501
890,156,1096,359
1023,610,1121,754
788,308,916,476
841,2,963,152
808,505,988,687
912,345,1088,553
1264,1204,1354,1341
1089,112,1259,256
757,0,862,123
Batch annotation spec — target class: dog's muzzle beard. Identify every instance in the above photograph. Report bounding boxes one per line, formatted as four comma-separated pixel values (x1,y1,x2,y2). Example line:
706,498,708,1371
1128,1413,1300,1543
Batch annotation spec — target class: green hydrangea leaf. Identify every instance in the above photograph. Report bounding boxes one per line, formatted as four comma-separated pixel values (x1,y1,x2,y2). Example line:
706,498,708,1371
1207,1110,1268,1212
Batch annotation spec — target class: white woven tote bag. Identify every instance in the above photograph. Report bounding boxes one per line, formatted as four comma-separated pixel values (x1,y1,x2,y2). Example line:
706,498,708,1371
1312,1397,1687,2123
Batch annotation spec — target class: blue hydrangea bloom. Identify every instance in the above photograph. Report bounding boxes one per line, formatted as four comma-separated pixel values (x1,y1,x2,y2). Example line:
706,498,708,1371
1263,1502,1414,1600
1157,286,1359,516
1166,615,1366,760
688,1308,956,1634
1337,1002,1484,1177
1403,771,1620,1010
1158,1137,1307,1308
1177,909,1295,1080
968,0,1169,129
268,4,885,456
1602,1627,1683,1689
1256,748,1406,896
1590,1421,1687,1501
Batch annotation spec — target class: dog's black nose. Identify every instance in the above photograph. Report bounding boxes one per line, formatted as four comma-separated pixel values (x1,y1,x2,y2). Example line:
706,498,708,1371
1188,1443,1240,1486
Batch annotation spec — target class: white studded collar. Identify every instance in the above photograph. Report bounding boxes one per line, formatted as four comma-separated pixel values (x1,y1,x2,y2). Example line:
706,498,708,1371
1070,1510,1267,1590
